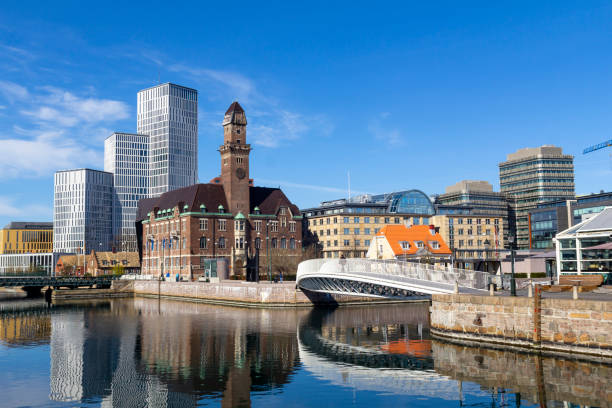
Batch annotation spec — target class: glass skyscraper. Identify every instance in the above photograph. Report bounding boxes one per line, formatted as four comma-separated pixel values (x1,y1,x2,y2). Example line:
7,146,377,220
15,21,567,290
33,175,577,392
104,132,150,251
53,169,114,254
137,83,198,197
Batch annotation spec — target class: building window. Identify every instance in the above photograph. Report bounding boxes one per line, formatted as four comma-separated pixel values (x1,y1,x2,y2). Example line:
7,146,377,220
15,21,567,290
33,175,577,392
343,217,349,223
354,228,360,235
344,228,350,234
467,219,473,225
457,219,463,225
334,240,338,246
236,237,244,249
458,228,464,235
399,241,410,250
476,219,481,225
271,238,278,248
255,237,261,249
364,228,371,235
281,238,287,249
458,240,464,248
344,240,350,246
429,241,440,249
364,217,370,223
354,217,359,223
255,220,262,231
270,221,279,232
289,238,296,249
200,237,207,249
364,239,370,246
354,240,360,246
280,207,286,215
290,221,296,232
485,219,491,225
415,241,424,248
384,217,390,223
219,219,226,231
218,237,226,249
333,217,337,223
394,217,400,224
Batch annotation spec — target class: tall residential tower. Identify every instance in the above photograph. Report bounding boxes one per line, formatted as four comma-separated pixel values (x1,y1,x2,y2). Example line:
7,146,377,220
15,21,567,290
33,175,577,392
104,132,150,251
53,169,114,254
137,83,198,197
499,146,574,249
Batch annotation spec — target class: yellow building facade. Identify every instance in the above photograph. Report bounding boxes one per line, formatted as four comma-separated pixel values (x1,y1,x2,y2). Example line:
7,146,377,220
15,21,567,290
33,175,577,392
0,222,53,254
307,214,434,258
431,214,504,272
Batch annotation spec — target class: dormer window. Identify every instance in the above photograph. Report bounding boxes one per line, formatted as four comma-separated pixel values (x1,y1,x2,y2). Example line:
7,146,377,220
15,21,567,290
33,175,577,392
415,241,424,249
429,241,440,249
399,241,410,250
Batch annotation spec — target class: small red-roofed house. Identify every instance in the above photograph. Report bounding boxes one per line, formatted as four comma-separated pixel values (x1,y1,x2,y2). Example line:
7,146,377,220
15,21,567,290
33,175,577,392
366,224,452,265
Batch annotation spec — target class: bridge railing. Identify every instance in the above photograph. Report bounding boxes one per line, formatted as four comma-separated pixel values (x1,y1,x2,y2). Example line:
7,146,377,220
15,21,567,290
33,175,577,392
298,258,490,290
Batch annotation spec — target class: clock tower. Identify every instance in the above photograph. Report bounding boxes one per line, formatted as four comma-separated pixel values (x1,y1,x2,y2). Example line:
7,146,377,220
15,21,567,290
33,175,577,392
219,101,251,214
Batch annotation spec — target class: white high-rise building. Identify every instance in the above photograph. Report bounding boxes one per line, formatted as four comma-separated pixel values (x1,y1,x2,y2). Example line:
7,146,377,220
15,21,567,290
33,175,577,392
137,83,198,197
53,169,114,254
104,132,150,251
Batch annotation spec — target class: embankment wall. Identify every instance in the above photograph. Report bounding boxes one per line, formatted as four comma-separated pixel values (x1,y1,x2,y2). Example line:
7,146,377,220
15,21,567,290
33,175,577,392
431,293,612,359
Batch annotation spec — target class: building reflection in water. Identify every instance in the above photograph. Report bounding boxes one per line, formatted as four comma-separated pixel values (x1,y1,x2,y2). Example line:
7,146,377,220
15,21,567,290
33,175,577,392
43,298,307,407
1,297,609,407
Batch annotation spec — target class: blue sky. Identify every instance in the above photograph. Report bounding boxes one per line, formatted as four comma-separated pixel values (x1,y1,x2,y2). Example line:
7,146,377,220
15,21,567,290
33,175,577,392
0,1,611,226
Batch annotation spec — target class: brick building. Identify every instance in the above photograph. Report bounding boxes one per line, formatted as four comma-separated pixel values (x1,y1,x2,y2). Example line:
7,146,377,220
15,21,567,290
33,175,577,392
136,102,302,279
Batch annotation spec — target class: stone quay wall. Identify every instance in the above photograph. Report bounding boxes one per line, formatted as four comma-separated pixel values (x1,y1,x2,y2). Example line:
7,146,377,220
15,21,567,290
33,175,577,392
126,280,424,307
430,293,612,359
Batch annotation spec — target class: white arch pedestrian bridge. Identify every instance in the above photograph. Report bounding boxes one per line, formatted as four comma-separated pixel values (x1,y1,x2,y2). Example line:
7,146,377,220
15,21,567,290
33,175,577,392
296,258,490,298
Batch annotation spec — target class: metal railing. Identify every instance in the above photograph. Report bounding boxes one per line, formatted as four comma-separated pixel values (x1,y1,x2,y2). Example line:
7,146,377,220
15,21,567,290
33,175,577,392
298,258,491,290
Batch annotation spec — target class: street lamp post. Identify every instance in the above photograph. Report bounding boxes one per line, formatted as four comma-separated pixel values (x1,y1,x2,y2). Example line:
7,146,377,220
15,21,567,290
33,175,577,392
509,235,516,296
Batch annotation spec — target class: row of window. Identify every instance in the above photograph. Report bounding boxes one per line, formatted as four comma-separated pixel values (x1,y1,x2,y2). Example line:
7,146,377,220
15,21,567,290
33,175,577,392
324,239,371,248
310,216,428,226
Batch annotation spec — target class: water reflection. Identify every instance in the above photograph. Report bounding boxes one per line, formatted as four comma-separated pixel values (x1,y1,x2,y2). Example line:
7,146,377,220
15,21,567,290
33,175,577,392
0,297,608,407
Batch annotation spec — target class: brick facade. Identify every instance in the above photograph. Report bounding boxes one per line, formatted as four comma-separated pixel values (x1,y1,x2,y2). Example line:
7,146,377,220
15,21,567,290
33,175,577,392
138,102,302,279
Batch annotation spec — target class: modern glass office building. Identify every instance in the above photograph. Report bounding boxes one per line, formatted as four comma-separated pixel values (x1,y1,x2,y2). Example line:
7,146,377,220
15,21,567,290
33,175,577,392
529,191,612,249
137,83,198,197
499,145,575,249
53,169,114,254
104,132,150,251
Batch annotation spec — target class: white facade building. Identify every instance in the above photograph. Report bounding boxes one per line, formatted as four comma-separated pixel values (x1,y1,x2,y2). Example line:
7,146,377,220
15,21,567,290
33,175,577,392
104,132,149,251
137,83,198,197
53,169,114,254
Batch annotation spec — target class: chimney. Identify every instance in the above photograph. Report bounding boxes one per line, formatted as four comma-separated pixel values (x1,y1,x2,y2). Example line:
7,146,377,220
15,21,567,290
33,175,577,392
429,225,435,235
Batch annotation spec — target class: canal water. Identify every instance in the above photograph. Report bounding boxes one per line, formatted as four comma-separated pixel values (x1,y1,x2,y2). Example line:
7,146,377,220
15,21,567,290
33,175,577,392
0,294,608,407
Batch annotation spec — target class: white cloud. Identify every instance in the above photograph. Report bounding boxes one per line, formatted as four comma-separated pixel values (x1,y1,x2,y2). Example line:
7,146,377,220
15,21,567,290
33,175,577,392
0,80,29,102
368,113,403,146
257,178,368,196
0,130,102,178
169,64,255,102
0,195,52,219
21,87,129,126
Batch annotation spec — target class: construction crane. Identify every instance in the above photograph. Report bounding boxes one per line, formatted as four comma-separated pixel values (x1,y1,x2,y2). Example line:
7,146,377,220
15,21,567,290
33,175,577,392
583,139,612,169
583,139,612,154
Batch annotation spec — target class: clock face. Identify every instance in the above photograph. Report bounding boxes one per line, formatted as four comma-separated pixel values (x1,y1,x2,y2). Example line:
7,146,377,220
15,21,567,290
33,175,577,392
236,167,246,180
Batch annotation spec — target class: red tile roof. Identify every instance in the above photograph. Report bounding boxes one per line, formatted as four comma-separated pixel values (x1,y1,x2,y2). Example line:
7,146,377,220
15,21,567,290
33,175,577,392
376,224,451,256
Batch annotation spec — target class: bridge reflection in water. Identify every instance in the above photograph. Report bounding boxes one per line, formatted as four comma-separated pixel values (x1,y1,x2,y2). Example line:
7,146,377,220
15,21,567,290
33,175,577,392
0,297,609,407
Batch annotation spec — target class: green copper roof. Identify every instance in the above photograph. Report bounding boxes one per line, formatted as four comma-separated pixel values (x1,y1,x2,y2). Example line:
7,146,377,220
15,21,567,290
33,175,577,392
234,212,246,220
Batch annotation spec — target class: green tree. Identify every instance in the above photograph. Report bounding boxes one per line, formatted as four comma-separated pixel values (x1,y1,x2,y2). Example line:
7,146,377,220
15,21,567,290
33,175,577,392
112,264,125,277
